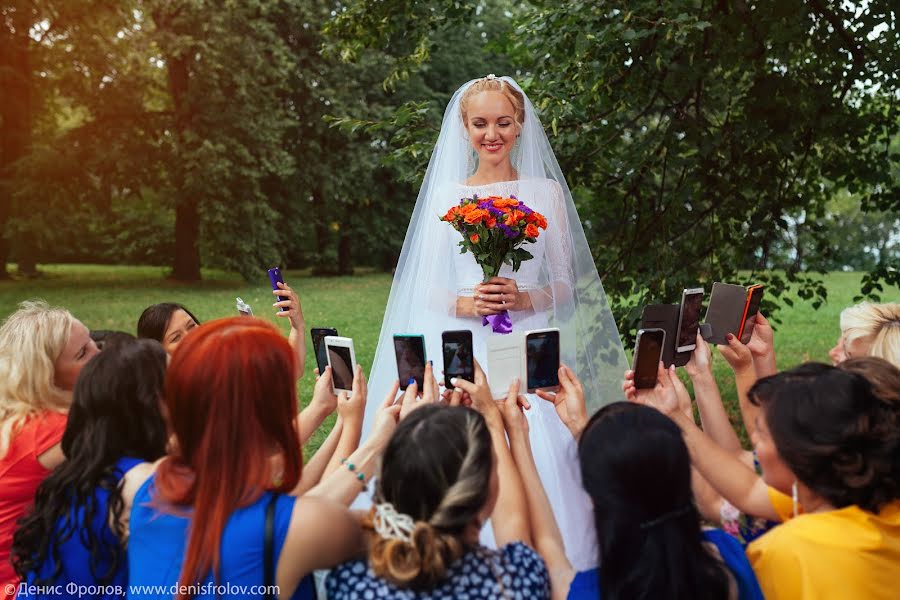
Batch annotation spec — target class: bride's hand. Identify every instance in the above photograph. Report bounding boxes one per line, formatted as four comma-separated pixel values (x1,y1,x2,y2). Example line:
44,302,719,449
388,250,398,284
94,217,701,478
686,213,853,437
475,277,527,313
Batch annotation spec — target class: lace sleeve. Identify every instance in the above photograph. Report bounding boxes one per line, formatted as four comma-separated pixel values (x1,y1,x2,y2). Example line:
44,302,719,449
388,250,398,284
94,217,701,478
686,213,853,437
543,180,576,287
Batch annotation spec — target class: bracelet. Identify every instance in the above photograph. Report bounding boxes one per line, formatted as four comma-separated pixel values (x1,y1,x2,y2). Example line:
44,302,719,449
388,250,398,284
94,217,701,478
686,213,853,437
341,458,367,488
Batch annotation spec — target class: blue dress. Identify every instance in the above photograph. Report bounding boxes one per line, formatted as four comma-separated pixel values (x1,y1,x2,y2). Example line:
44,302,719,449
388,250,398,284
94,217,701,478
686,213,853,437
326,541,549,599
127,475,314,600
18,457,143,600
566,529,764,600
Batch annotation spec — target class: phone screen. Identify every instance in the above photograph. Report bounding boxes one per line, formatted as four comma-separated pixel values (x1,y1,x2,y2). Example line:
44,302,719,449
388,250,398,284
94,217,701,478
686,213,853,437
740,286,765,344
676,291,704,352
634,329,665,389
328,344,354,391
526,331,560,390
394,335,426,390
442,331,474,389
311,328,338,374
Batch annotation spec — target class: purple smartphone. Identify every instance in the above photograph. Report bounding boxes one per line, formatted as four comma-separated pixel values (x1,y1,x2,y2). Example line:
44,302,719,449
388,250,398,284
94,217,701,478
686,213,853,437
267,267,289,312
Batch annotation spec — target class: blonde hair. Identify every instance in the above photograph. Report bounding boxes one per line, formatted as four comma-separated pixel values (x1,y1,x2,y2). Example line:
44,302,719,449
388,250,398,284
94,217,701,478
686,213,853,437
839,302,900,367
0,300,75,456
459,76,526,127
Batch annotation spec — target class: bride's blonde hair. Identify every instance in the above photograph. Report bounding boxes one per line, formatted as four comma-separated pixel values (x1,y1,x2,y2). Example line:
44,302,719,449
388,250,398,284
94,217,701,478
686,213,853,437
459,76,526,127
0,300,75,457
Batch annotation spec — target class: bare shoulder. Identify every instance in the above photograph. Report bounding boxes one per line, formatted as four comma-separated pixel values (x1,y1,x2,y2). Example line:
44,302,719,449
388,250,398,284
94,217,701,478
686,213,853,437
120,458,163,505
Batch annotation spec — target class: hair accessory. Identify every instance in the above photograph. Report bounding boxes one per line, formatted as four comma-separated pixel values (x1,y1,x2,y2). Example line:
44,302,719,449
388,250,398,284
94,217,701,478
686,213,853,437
639,504,692,530
341,458,367,488
373,502,415,542
484,73,497,80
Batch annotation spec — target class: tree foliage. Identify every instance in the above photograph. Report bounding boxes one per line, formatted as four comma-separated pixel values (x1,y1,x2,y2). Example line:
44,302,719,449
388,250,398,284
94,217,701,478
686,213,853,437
325,0,900,335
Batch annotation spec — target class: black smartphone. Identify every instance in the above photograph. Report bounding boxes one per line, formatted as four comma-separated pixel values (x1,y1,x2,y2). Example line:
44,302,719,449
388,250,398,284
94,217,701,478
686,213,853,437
738,285,765,344
393,334,426,390
633,328,665,389
311,327,338,374
442,330,474,389
675,288,705,353
525,328,560,392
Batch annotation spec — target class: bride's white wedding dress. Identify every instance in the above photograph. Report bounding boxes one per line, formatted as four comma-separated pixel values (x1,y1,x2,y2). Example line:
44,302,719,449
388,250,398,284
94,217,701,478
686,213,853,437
360,76,627,572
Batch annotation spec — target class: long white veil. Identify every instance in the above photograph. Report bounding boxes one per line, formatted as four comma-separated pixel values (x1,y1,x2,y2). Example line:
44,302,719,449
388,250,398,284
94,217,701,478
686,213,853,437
363,76,627,436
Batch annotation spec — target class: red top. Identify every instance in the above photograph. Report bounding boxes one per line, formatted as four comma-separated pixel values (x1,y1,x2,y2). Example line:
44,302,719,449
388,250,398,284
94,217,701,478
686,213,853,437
0,411,67,599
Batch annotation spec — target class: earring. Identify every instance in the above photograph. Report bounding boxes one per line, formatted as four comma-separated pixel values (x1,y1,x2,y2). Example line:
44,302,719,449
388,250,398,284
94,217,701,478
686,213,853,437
791,480,799,518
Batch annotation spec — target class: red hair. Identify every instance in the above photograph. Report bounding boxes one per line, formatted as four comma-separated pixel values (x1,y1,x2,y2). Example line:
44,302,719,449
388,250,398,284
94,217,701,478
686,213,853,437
155,317,302,598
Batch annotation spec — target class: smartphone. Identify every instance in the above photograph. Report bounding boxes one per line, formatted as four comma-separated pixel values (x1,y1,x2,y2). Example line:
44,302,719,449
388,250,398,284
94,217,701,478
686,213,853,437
394,334,427,390
267,267,289,312
633,328,665,389
311,327,338,374
486,333,524,399
525,328,560,392
324,336,356,394
738,285,765,344
236,297,253,317
442,330,474,389
675,288,704,353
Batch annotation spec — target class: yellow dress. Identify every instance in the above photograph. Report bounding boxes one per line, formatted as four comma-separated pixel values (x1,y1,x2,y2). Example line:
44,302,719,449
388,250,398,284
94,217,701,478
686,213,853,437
747,500,900,600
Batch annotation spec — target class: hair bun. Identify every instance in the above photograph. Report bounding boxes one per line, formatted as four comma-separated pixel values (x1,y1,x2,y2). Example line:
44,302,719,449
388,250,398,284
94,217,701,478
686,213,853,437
369,521,464,590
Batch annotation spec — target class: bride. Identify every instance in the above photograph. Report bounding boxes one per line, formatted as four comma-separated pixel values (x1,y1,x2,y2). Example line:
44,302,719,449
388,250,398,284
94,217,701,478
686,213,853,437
362,75,627,570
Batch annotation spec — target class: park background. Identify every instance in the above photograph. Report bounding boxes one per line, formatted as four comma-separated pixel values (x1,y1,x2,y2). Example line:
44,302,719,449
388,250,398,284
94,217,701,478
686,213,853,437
1,1,898,445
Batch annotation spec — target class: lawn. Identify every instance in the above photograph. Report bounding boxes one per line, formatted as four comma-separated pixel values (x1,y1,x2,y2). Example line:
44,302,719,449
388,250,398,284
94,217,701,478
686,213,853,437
0,266,882,450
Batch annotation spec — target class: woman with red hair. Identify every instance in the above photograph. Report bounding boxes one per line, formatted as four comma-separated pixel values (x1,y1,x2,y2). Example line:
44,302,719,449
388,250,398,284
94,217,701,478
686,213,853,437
120,317,400,600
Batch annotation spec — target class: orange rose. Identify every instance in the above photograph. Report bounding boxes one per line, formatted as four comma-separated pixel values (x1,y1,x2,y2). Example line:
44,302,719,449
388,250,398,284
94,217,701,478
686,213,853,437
504,209,525,227
443,207,459,221
533,213,548,229
486,217,497,228
469,233,480,243
492,198,520,209
464,208,488,225
459,203,476,215
525,224,539,238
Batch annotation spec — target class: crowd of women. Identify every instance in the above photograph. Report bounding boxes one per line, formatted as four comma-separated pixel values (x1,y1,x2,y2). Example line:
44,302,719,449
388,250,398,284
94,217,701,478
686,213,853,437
0,289,897,600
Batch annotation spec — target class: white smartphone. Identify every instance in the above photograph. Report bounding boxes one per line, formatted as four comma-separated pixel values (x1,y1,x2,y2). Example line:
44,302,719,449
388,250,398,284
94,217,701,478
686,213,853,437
523,327,560,393
324,336,357,394
486,333,524,398
675,288,705,353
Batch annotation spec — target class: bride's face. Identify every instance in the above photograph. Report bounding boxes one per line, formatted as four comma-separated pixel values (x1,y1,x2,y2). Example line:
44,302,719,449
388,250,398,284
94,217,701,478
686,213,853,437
464,91,519,169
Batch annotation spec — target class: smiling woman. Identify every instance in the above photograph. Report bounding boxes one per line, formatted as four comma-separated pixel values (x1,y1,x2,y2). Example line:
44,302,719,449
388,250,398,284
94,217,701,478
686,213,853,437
0,301,100,599
136,303,201,355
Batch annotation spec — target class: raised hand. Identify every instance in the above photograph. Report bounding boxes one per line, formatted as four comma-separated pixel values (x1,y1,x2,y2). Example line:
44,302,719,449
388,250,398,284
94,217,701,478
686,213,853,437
685,332,713,379
627,362,680,417
746,312,777,377
451,359,503,429
536,364,587,439
311,366,339,417
717,333,755,375
273,281,304,331
335,365,367,427
498,378,530,441
369,380,402,448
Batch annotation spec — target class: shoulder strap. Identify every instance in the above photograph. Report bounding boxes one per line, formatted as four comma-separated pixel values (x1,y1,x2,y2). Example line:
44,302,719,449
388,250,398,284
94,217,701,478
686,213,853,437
264,493,278,600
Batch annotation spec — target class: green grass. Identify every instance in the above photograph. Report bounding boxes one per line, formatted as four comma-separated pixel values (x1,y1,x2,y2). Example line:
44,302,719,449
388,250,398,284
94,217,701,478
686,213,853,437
0,265,879,450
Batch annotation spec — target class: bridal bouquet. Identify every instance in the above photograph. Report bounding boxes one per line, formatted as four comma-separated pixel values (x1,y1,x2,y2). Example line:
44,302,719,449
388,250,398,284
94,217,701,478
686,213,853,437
441,195,548,332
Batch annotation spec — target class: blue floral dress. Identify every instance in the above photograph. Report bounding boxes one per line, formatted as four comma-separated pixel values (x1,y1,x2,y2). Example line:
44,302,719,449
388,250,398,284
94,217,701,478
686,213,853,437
326,542,550,599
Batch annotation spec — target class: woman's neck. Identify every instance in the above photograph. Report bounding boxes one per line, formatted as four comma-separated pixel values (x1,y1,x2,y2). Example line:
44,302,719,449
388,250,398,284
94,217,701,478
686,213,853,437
797,482,836,514
467,161,517,186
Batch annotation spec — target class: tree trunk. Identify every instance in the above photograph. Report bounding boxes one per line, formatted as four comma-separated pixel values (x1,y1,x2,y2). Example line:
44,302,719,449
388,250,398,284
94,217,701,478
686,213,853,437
166,52,201,281
0,14,33,279
172,198,201,280
338,231,353,275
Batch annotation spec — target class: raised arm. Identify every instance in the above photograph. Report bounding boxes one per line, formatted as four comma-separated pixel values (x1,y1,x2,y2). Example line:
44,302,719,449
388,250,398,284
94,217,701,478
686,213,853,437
717,335,762,441
273,281,306,379
626,364,778,522
685,333,744,457
453,361,532,547
503,379,575,600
